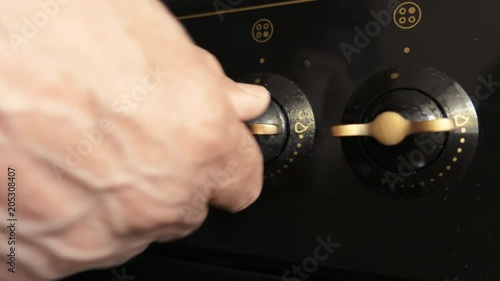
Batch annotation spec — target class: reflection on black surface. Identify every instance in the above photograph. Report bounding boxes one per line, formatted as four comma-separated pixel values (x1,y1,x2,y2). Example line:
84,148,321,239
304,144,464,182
156,0,500,280
63,1,500,280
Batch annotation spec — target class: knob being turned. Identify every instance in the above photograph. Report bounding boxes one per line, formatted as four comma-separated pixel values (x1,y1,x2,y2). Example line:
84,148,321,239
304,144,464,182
246,99,288,163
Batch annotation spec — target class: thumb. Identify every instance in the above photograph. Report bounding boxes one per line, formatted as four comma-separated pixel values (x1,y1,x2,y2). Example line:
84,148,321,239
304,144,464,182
227,82,271,121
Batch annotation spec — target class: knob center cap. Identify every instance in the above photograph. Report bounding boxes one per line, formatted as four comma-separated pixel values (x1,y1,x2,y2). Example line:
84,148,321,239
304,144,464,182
370,111,410,146
362,89,449,173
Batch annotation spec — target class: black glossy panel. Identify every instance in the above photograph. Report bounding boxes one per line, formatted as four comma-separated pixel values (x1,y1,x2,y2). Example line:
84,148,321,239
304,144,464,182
157,1,500,280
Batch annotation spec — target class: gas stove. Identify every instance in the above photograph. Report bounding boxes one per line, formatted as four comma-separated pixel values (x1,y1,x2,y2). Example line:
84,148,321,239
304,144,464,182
149,1,500,280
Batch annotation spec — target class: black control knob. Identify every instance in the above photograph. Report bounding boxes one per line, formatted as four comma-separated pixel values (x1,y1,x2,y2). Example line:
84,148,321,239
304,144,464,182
333,89,456,173
332,66,479,198
242,73,315,177
246,99,288,163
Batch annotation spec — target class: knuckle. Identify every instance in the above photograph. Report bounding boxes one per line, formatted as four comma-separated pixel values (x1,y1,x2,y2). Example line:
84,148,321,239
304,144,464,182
230,186,262,213
194,47,224,73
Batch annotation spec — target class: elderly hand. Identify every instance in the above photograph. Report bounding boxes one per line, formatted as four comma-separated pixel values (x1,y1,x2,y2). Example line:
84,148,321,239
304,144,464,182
0,0,269,280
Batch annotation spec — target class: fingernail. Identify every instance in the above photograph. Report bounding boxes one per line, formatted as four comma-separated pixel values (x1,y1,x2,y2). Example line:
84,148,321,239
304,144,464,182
238,83,270,98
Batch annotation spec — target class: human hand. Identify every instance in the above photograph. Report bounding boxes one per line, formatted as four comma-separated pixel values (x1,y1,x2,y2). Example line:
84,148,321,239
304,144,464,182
0,0,269,280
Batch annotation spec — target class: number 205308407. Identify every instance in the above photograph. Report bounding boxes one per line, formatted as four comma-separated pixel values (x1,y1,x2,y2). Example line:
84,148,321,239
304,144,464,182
7,168,16,216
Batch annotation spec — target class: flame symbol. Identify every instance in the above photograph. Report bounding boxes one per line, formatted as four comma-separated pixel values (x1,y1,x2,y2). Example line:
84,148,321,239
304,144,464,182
454,115,470,127
294,122,309,134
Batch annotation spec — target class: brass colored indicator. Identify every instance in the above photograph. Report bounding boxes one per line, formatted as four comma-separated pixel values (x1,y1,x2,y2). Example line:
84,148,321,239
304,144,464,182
455,114,471,126
247,124,280,135
294,122,309,133
331,111,456,146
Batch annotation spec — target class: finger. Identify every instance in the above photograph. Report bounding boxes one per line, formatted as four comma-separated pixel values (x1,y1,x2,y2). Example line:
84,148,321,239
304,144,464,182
227,82,271,121
208,123,264,213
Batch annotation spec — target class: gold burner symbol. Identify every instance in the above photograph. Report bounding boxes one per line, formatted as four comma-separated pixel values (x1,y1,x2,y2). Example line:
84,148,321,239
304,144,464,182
394,2,422,30
252,19,274,43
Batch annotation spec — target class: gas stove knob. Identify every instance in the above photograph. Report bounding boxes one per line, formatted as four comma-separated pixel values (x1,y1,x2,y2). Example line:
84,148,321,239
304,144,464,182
331,66,479,198
243,73,315,177
332,111,456,146
246,99,288,163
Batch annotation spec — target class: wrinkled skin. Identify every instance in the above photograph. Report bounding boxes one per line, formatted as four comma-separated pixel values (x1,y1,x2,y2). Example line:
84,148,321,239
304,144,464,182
0,1,270,280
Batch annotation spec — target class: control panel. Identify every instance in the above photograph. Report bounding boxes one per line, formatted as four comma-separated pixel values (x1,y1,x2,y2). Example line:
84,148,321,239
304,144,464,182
155,1,500,280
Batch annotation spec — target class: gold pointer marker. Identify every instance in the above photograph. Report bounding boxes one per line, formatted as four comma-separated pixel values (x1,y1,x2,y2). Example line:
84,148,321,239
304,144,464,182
247,124,281,135
331,111,456,146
